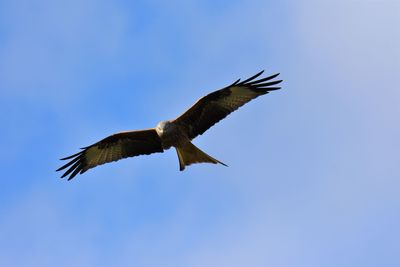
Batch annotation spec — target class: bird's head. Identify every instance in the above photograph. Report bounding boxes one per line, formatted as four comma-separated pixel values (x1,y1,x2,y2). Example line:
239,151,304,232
156,120,172,136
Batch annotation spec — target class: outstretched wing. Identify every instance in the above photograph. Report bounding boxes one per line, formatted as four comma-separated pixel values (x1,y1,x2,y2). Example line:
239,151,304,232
57,129,163,180
174,70,282,139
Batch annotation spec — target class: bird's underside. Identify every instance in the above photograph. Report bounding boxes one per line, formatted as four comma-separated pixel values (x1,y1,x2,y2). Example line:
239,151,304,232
57,70,282,180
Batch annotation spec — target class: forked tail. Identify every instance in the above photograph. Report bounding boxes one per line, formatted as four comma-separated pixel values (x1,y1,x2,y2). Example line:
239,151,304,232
175,142,227,171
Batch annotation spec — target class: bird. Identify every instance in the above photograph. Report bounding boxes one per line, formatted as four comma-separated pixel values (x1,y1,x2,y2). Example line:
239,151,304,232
57,70,282,180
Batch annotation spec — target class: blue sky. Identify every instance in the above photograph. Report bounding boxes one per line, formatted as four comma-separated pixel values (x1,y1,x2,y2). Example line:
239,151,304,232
0,0,399,266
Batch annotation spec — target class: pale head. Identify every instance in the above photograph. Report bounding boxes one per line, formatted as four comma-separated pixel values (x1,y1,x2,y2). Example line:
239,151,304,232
156,120,172,136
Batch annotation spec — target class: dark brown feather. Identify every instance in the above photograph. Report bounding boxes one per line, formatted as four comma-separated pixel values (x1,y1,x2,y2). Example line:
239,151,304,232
57,129,163,180
173,71,282,139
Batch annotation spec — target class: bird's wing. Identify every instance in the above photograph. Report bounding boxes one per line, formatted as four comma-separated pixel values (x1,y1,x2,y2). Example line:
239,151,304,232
57,129,163,180
173,70,282,139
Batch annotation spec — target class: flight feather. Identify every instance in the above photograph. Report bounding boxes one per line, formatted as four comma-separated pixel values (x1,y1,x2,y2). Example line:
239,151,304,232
57,129,163,180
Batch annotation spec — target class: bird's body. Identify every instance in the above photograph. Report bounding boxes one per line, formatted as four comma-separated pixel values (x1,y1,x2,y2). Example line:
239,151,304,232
155,120,226,170
156,120,188,149
57,70,282,180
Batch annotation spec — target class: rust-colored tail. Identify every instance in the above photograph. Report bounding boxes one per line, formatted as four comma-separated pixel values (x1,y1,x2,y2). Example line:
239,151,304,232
175,142,227,171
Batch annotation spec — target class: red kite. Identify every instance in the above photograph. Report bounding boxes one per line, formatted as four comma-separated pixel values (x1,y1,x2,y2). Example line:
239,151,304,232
57,70,282,180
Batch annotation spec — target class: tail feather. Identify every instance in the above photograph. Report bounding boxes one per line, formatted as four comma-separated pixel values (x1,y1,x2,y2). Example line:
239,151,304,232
175,142,227,171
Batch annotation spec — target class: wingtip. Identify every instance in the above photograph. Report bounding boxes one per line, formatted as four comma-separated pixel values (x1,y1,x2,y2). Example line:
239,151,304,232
239,70,265,84
218,161,228,167
251,70,265,76
56,167,63,172
60,151,81,160
232,78,241,86
267,87,281,91
67,170,79,181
